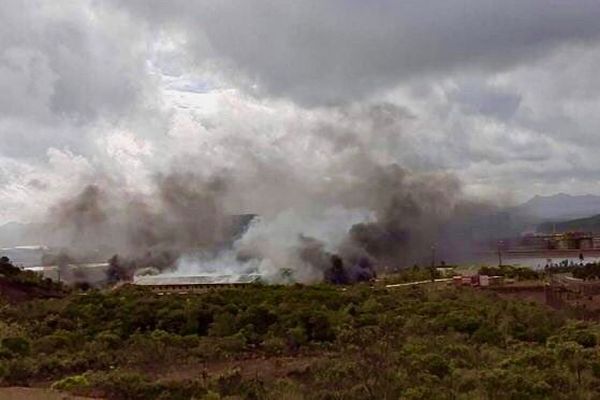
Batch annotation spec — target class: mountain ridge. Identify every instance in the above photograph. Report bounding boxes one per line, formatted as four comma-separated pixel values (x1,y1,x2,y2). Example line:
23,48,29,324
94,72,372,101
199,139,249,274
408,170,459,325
515,193,600,221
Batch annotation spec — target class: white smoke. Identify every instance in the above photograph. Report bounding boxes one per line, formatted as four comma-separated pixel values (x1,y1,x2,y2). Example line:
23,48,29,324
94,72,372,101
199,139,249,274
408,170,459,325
35,88,495,283
172,207,373,283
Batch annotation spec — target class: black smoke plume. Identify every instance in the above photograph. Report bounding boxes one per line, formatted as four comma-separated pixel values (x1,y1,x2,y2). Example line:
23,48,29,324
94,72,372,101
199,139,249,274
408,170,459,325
37,104,496,284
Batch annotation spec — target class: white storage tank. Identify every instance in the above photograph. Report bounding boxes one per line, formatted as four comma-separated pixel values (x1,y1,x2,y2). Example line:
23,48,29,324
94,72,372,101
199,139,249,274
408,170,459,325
480,275,490,287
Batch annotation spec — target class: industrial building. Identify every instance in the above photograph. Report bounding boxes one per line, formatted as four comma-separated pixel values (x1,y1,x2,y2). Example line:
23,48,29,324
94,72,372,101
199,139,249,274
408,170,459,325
515,232,598,251
133,274,263,293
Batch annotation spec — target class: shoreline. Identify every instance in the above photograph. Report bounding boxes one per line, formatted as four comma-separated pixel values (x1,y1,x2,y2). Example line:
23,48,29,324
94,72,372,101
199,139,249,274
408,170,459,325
479,249,600,259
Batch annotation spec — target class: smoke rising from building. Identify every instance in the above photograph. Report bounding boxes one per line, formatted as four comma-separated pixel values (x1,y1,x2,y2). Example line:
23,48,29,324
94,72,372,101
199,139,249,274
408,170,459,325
39,134,492,283
43,172,233,271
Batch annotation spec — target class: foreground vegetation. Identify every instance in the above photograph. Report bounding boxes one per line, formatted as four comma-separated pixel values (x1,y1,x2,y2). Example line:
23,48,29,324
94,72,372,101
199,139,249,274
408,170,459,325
545,262,600,280
0,256,66,302
0,280,599,399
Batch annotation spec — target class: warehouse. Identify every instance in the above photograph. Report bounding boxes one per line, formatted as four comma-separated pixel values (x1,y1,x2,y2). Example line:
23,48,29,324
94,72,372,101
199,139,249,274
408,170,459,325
133,274,263,293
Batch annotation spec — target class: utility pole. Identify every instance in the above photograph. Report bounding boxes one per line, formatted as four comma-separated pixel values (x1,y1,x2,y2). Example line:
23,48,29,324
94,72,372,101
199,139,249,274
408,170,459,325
430,244,436,282
497,240,503,267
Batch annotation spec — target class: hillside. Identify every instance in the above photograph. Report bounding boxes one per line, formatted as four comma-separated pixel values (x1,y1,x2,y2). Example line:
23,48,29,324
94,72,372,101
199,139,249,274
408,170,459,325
0,282,599,399
537,214,600,233
0,257,65,303
516,193,600,221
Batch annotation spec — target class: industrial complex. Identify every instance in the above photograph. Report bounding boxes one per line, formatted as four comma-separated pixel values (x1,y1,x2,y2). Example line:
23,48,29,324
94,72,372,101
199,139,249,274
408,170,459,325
132,274,263,293
490,232,600,256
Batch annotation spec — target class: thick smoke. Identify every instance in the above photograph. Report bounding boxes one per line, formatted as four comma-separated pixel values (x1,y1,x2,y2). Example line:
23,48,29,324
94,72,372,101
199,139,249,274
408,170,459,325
42,172,235,274
39,103,493,284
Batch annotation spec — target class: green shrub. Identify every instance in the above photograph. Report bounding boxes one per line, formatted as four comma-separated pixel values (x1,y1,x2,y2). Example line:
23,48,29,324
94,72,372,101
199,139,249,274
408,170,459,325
238,306,278,335
214,368,243,396
591,361,600,378
2,358,36,385
200,391,221,400
423,354,451,378
303,312,335,342
51,373,90,391
1,336,30,356
287,326,308,348
33,331,75,353
472,323,503,345
2,280,600,397
573,330,597,348
97,330,122,347
440,311,481,335
209,312,237,337
262,336,287,355
89,371,159,400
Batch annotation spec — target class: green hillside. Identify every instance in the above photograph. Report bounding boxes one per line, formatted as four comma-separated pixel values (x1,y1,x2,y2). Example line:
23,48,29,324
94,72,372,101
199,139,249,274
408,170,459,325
0,257,65,303
538,214,600,233
0,283,599,399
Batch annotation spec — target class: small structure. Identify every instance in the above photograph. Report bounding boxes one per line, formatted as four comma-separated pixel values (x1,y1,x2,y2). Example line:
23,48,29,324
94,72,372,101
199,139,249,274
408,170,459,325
452,274,504,287
480,275,490,287
488,275,504,286
436,267,456,278
133,274,263,293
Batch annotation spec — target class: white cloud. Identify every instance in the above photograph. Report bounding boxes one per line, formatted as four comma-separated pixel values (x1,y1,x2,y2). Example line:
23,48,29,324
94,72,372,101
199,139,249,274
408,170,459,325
2,0,600,226
0,149,93,223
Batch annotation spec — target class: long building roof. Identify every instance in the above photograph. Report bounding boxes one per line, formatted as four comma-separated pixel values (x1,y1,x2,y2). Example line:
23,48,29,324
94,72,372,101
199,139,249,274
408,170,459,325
133,274,262,286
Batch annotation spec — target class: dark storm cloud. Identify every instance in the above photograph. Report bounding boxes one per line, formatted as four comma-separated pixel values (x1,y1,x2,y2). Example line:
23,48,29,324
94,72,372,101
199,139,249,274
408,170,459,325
448,81,522,120
0,1,155,158
111,0,600,104
2,0,600,227
0,1,150,120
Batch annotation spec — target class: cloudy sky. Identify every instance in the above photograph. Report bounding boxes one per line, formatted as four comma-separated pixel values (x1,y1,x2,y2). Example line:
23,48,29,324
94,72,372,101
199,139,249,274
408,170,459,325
2,0,600,224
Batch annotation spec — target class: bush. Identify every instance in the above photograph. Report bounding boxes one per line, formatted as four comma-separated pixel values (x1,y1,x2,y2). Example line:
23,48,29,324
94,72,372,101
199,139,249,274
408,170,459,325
262,336,287,355
209,312,238,337
423,354,451,378
96,330,122,347
238,306,278,335
574,330,597,348
287,326,308,349
88,371,160,400
439,311,481,335
1,358,36,385
1,336,30,356
478,265,540,280
303,312,336,342
591,361,600,378
33,331,76,354
51,373,90,391
214,368,243,396
1,281,600,397
472,323,503,345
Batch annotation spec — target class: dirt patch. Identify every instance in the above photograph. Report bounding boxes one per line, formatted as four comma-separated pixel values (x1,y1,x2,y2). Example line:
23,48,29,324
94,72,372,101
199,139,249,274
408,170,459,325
483,284,548,306
492,289,547,305
0,387,100,400
153,355,324,382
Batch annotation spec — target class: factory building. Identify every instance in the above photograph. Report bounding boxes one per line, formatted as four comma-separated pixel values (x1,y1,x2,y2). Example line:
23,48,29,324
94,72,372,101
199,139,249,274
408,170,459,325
518,232,596,251
133,274,263,293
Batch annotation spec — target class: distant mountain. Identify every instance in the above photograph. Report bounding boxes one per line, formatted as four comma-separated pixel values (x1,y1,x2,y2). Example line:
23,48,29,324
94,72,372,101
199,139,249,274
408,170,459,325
515,193,600,221
537,214,600,234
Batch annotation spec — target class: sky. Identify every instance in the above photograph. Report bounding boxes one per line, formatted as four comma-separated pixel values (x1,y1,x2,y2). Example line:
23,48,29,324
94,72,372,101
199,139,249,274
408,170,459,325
2,0,600,224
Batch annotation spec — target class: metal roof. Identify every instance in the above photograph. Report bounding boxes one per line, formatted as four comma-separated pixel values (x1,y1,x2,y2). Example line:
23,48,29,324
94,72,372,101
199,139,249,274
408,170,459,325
133,274,262,286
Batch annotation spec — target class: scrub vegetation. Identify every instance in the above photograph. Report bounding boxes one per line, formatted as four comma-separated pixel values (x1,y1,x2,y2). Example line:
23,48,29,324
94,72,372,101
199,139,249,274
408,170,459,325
0,274,599,399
